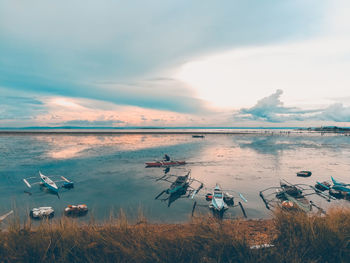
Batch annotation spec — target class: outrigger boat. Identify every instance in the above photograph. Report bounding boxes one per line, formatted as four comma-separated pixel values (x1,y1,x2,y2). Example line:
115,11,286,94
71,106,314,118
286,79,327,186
39,171,59,193
23,171,74,194
331,176,350,192
146,160,186,167
192,184,247,219
260,180,329,213
315,177,350,199
155,170,203,207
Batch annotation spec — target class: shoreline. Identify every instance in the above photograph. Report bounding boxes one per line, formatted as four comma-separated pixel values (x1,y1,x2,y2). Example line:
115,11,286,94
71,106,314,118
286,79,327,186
0,129,320,136
1,209,349,262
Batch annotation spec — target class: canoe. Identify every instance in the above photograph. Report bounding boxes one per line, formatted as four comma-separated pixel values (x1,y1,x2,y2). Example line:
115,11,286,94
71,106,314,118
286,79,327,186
39,171,59,193
145,161,186,167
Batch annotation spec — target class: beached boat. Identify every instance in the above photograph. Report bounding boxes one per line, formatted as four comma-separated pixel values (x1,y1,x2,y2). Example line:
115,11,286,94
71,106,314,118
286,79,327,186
30,207,54,219
277,181,312,212
64,204,88,216
259,180,326,213
331,176,350,192
192,184,247,219
209,184,228,213
145,160,186,167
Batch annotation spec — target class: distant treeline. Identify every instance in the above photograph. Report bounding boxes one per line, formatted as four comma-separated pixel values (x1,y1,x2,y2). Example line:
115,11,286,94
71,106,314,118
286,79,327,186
300,126,350,133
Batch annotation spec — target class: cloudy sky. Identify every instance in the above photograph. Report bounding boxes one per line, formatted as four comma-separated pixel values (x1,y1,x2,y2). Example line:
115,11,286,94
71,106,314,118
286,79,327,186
1,0,350,127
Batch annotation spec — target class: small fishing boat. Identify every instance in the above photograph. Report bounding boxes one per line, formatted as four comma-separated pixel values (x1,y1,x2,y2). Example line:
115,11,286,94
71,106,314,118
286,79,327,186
193,184,247,219
64,204,88,216
39,171,59,193
296,171,312,177
145,160,186,167
167,172,190,194
331,177,350,192
192,135,205,138
259,180,325,213
154,170,203,207
315,181,331,191
30,207,54,219
23,172,74,195
209,184,228,214
277,181,312,212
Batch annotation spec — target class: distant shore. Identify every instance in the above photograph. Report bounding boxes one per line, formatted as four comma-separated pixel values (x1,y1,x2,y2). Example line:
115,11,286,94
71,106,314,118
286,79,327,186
0,127,298,135
0,130,258,135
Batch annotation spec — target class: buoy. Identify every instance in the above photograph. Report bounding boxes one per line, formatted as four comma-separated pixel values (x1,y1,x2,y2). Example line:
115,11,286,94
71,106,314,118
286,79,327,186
282,200,294,209
205,193,213,201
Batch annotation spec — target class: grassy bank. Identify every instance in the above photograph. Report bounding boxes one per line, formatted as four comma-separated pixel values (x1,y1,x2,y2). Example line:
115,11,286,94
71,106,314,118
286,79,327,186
0,209,349,263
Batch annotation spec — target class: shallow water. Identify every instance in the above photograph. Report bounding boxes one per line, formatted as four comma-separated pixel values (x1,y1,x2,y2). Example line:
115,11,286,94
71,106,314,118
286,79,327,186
1,131,350,223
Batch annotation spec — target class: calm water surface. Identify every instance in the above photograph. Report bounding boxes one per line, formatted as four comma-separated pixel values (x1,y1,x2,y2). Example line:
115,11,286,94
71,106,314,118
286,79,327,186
1,131,350,223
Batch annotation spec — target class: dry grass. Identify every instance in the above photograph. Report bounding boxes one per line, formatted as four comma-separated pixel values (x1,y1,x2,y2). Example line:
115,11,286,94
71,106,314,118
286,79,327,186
272,208,350,263
0,209,349,263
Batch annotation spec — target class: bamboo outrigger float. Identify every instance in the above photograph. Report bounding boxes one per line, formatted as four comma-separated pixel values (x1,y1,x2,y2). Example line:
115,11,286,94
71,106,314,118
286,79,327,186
0,210,13,223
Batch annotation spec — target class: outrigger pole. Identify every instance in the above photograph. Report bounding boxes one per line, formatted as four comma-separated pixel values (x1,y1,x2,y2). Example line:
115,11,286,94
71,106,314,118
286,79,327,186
238,201,247,218
259,191,271,210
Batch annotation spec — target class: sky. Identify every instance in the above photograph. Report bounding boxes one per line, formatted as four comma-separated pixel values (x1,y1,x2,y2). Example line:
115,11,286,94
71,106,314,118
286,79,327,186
1,0,350,127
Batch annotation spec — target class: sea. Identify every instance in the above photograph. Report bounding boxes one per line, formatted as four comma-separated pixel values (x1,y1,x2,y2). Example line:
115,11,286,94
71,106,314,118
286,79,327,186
1,128,350,223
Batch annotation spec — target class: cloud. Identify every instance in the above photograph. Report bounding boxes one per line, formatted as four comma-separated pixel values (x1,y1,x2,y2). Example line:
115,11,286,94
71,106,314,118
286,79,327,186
61,120,125,127
0,0,325,116
234,90,316,122
234,90,350,123
0,93,46,121
314,103,350,122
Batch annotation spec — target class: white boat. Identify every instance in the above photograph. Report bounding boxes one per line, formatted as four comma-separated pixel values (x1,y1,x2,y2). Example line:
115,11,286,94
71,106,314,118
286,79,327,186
30,207,54,219
39,171,59,193
192,184,247,219
209,184,228,213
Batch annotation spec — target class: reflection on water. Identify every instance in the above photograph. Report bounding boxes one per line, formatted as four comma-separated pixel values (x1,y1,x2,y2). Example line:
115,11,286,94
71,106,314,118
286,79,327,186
36,134,192,159
0,133,350,222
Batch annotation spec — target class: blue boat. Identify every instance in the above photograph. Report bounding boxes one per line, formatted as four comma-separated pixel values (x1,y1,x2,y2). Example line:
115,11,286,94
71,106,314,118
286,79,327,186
331,177,350,192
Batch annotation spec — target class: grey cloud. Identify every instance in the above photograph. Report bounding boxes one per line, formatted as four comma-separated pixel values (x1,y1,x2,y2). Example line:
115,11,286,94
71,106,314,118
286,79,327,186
314,103,350,122
234,90,350,123
62,120,125,127
0,95,46,120
0,0,325,115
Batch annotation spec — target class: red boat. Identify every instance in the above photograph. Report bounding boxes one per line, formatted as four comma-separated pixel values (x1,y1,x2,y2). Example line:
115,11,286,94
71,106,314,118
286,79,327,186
145,160,186,167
